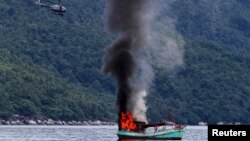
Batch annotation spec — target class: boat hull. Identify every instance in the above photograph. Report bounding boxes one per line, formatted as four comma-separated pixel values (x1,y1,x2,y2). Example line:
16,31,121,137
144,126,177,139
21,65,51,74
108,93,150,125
118,128,184,140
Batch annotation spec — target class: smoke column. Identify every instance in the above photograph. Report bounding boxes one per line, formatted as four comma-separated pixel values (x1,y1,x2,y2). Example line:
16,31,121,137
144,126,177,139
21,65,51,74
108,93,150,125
102,0,184,125
103,0,153,123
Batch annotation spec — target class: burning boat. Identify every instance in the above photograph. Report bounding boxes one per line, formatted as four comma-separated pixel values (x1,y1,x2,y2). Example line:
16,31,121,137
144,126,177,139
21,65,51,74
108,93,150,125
117,112,185,140
103,0,186,140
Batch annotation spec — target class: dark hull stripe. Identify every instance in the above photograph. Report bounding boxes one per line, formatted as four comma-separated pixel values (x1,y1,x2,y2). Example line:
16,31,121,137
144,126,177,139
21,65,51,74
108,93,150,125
118,135,182,140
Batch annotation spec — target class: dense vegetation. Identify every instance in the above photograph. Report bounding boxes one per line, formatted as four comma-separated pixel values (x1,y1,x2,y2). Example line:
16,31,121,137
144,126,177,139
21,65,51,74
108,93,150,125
0,0,249,124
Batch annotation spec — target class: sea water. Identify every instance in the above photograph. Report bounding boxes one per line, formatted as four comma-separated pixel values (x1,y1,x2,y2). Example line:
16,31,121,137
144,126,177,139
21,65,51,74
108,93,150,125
0,126,207,141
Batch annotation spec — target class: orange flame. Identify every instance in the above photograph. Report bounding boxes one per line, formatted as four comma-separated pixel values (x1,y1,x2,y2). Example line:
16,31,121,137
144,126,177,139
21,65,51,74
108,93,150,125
120,112,137,131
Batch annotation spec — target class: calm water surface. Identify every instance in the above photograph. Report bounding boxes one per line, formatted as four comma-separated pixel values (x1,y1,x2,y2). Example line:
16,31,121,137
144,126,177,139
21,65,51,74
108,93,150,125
0,126,207,141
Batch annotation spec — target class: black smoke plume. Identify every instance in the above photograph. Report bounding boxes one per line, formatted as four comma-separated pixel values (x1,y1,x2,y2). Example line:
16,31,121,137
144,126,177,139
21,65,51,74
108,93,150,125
103,0,153,123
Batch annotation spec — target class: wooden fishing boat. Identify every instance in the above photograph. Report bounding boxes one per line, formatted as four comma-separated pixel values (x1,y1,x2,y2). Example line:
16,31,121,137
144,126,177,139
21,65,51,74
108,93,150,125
118,110,185,140
118,126,185,140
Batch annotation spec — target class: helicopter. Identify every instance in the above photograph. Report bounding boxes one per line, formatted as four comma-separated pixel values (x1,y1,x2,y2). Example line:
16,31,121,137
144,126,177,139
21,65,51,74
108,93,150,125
36,0,67,16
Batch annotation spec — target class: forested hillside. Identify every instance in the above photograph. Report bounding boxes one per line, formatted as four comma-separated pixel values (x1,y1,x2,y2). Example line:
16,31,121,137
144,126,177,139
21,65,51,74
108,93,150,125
0,0,249,124
0,0,115,121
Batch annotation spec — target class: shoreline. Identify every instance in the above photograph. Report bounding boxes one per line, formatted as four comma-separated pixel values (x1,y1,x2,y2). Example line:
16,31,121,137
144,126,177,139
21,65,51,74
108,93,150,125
1,116,248,126
0,115,116,126
0,119,116,126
